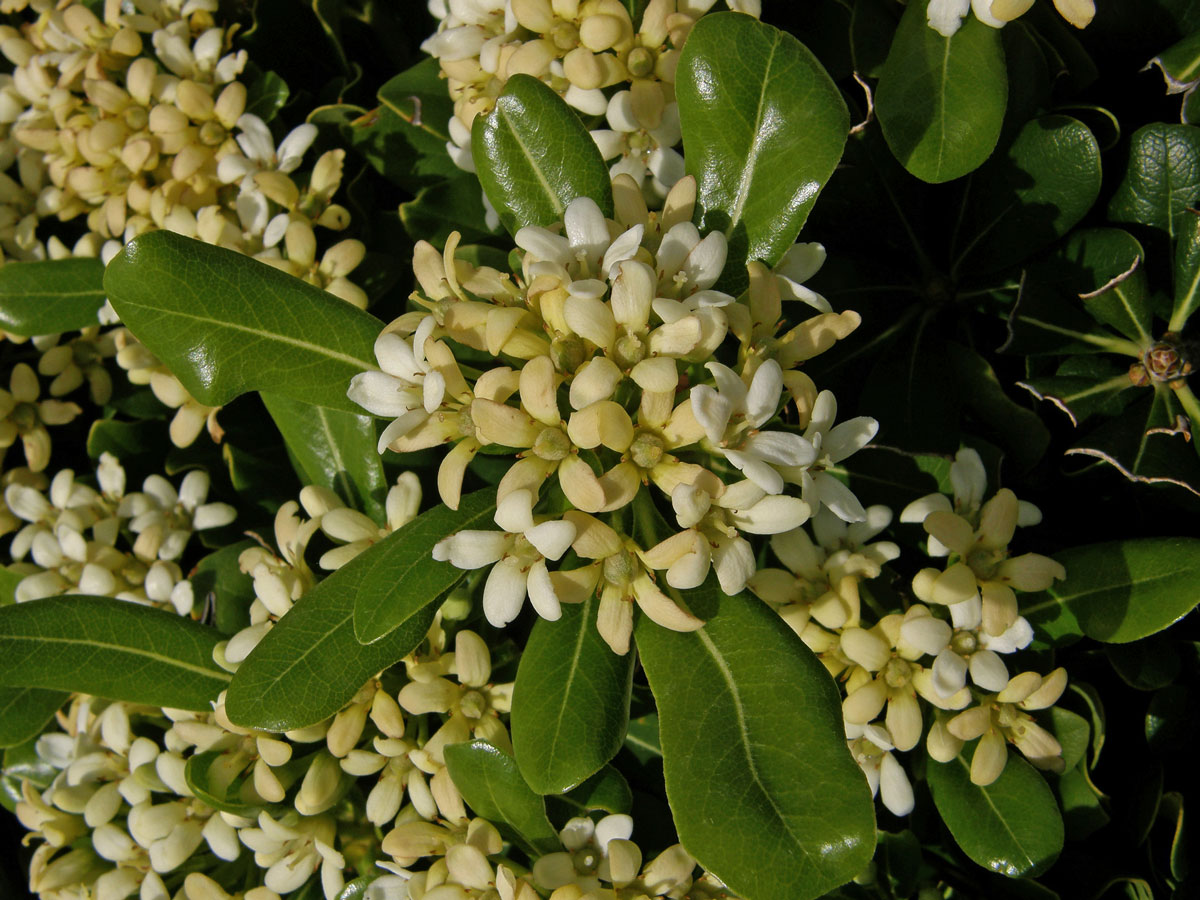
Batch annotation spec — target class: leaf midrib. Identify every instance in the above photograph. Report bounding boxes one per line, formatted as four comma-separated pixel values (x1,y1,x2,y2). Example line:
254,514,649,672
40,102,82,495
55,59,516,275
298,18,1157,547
0,632,230,683
1022,566,1187,615
726,31,781,234
953,754,1036,870
497,101,564,221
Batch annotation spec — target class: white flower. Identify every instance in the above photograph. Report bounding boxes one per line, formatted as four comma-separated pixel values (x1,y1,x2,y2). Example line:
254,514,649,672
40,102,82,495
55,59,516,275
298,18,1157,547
348,317,445,452
432,490,575,627
845,722,913,816
783,390,877,522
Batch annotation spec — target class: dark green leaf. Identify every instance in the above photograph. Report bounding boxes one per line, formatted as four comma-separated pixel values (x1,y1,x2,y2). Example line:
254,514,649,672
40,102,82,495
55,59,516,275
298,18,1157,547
443,740,560,856
927,748,1064,878
511,591,633,794
86,419,168,473
262,392,386,522
623,713,661,763
0,258,105,336
1058,229,1153,346
336,874,385,900
1146,684,1194,752
0,595,231,710
1146,30,1200,93
1017,356,1137,428
678,13,848,293
1024,537,1200,643
243,67,290,123
850,0,900,79
960,116,1101,274
184,750,266,816
2,734,56,813
560,765,632,815
104,231,380,413
0,566,22,606
878,830,922,899
472,74,613,236
875,0,1007,183
1171,210,1200,331
190,541,257,637
1109,636,1180,691
1056,764,1109,840
399,176,496,245
0,686,65,747
1109,123,1200,239
352,488,495,644
636,584,875,900
1155,791,1187,883
366,58,464,190
224,531,442,730
945,342,1049,471
1046,708,1089,772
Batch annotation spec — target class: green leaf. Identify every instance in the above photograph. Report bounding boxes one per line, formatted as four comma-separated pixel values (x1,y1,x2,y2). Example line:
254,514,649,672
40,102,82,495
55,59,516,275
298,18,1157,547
1059,229,1152,346
104,231,380,413
0,565,23,606
262,392,386,522
443,740,560,856
472,74,613,236
190,541,257,637
960,115,1101,274
635,585,875,900
1170,210,1200,331
875,0,1007,183
352,489,496,645
678,13,848,292
623,713,661,763
1056,764,1109,840
367,58,463,190
1109,636,1180,691
561,765,632,815
1109,123,1200,239
1017,356,1137,428
0,686,65,748
850,0,900,79
1023,537,1200,643
399,176,496,245
0,258,106,337
0,595,231,710
927,748,1063,878
243,66,290,123
223,534,441,731
1146,30,1200,93
1046,708,1089,772
184,750,267,816
511,591,634,794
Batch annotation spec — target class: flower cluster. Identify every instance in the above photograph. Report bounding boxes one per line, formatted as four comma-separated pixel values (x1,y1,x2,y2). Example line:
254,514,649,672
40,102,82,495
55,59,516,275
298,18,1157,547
349,189,866,653
927,0,1095,38
1,0,368,447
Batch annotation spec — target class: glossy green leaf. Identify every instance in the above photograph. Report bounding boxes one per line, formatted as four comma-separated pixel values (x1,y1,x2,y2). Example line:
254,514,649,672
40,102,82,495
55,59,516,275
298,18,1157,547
561,765,632,815
224,532,441,730
511,590,633,794
635,584,875,900
1056,764,1109,840
1058,229,1153,346
2,734,56,814
0,595,231,710
262,392,386,522
0,258,105,337
960,115,1101,273
352,489,495,644
370,58,463,190
184,750,267,816
1024,537,1200,643
104,231,380,413
443,740,560,856
0,686,65,748
243,66,290,122
472,74,613,236
1146,30,1200,92
1171,211,1200,331
1109,123,1200,239
1047,708,1089,772
1018,356,1137,428
190,541,257,637
927,749,1063,878
876,0,1007,183
1156,791,1187,882
336,874,385,900
678,13,848,292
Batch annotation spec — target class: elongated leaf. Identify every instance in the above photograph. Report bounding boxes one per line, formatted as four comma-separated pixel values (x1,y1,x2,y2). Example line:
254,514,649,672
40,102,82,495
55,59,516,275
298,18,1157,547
443,740,560,856
927,749,1063,878
876,0,1007,183
104,231,380,413
0,595,230,710
561,765,632,815
0,686,66,747
353,489,496,644
511,591,634,794
961,115,1101,273
1061,229,1152,345
472,74,613,236
224,528,444,730
1023,537,1200,644
0,258,106,336
635,584,875,900
1109,123,1200,239
262,392,386,522
678,13,848,293
1147,30,1200,89
1171,211,1200,331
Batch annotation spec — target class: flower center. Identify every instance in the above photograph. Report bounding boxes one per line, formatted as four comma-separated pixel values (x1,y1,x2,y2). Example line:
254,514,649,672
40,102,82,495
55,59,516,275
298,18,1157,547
533,426,571,461
627,46,655,78
603,549,636,587
951,631,978,656
628,430,664,470
882,658,912,688
459,690,487,719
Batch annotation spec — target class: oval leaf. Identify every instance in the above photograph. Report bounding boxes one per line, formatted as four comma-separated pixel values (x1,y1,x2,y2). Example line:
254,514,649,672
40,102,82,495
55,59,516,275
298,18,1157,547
223,523,449,730
0,686,66,748
927,749,1064,878
443,740,560,856
472,74,613,236
0,595,231,710
511,592,634,794
678,13,848,291
876,0,1007,183
1109,123,1200,238
104,231,380,413
635,586,876,900
962,115,1102,273
1023,537,1200,644
353,488,496,644
0,258,106,336
262,392,387,522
